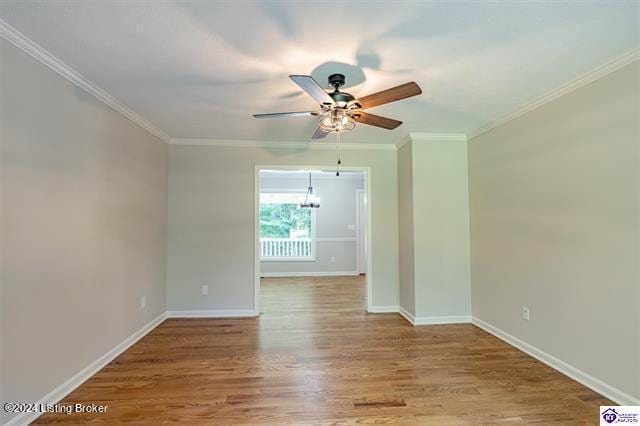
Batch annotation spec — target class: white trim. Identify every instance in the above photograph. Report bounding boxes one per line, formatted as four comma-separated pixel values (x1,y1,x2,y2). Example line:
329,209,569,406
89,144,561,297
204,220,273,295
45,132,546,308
399,307,471,325
364,169,373,311
472,316,639,406
173,134,468,151
355,188,366,275
395,134,413,149
260,256,316,262
367,305,399,313
408,132,468,142
255,165,374,312
260,271,359,277
316,237,357,243
260,171,366,181
4,312,167,426
259,188,307,194
0,19,170,144
254,168,261,315
399,306,416,324
467,47,640,140
395,132,468,149
172,138,396,151
412,315,471,325
166,310,258,318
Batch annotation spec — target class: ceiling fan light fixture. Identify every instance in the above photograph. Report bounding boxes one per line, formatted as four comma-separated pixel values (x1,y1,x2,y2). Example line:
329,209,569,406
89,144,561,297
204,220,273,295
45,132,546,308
318,109,356,133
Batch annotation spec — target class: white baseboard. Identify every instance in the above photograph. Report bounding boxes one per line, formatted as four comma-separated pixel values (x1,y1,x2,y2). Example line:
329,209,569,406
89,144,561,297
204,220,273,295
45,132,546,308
166,310,259,318
399,307,471,325
367,305,399,313
5,312,167,426
399,306,416,324
472,316,640,406
260,271,359,277
413,315,471,325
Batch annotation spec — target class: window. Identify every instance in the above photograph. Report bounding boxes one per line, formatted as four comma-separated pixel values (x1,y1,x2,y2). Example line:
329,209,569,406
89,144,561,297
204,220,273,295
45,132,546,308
260,193,315,261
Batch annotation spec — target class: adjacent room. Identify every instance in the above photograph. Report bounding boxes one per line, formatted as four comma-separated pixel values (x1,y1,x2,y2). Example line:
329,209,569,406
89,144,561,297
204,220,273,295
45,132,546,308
1,1,638,424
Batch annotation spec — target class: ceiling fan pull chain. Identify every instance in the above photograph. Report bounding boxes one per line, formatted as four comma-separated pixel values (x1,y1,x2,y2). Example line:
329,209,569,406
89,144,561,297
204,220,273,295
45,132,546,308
336,131,342,176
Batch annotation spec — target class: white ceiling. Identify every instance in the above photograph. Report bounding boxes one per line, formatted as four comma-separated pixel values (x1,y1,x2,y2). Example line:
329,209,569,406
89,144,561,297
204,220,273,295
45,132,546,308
1,1,638,144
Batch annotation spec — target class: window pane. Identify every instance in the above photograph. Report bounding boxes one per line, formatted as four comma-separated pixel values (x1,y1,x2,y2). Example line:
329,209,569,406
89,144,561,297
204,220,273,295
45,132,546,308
259,203,311,239
260,192,314,259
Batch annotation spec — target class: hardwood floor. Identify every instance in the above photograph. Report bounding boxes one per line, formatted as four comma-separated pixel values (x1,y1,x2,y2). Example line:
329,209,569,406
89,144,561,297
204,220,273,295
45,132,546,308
36,276,610,424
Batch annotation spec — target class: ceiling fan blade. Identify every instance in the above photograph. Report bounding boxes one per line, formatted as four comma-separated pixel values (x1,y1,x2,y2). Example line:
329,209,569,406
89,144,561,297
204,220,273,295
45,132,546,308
350,111,402,130
311,126,329,139
353,82,422,109
290,75,335,106
253,111,319,119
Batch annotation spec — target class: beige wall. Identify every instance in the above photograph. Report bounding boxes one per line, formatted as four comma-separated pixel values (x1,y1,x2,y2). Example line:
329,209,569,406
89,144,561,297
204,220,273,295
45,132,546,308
398,137,471,320
468,61,640,401
412,139,471,318
1,39,169,423
398,142,415,314
167,144,398,311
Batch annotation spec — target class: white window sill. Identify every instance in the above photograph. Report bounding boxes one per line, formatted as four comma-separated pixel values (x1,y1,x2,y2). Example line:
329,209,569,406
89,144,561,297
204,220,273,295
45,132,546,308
261,257,316,262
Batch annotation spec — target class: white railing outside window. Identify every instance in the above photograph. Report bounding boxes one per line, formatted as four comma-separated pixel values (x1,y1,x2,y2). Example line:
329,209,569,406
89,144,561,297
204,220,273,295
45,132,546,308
260,238,312,260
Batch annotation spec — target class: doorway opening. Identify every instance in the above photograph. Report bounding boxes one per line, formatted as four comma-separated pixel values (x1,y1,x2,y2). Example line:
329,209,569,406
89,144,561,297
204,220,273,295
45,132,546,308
254,166,372,314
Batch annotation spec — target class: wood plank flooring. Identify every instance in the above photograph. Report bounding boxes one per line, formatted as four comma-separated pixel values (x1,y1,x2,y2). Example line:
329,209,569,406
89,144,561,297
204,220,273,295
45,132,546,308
35,276,611,424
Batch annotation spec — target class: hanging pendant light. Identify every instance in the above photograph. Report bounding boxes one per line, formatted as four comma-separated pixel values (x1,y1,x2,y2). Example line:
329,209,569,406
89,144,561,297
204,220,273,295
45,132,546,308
300,172,320,208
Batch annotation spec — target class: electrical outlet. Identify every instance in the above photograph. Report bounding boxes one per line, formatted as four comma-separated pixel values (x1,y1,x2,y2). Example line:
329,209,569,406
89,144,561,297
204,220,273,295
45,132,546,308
202,285,209,295
330,256,336,263
522,306,530,321
140,296,146,310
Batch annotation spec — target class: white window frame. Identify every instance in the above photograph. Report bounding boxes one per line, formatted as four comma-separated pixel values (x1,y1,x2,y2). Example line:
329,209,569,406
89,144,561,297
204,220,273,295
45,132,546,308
259,189,317,262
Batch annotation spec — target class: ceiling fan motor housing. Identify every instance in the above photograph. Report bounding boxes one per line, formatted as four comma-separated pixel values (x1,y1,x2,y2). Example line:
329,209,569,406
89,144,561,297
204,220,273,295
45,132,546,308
329,91,355,105
328,73,346,88
328,73,355,106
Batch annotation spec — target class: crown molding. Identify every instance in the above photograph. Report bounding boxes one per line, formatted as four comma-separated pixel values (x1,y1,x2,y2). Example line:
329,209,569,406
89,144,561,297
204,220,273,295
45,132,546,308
395,132,468,149
467,46,640,141
395,134,412,149
6,14,634,148
170,138,397,151
0,19,170,143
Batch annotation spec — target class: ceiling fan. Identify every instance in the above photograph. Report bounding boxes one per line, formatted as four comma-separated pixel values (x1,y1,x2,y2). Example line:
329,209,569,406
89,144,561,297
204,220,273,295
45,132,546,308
253,73,422,139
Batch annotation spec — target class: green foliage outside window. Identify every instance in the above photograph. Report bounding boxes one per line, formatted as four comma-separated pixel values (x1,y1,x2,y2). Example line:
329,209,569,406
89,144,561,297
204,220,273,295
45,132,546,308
260,203,312,238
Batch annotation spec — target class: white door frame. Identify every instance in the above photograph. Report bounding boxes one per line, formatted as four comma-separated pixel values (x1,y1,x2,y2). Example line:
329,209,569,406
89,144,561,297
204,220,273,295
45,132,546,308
355,188,366,275
254,165,373,314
